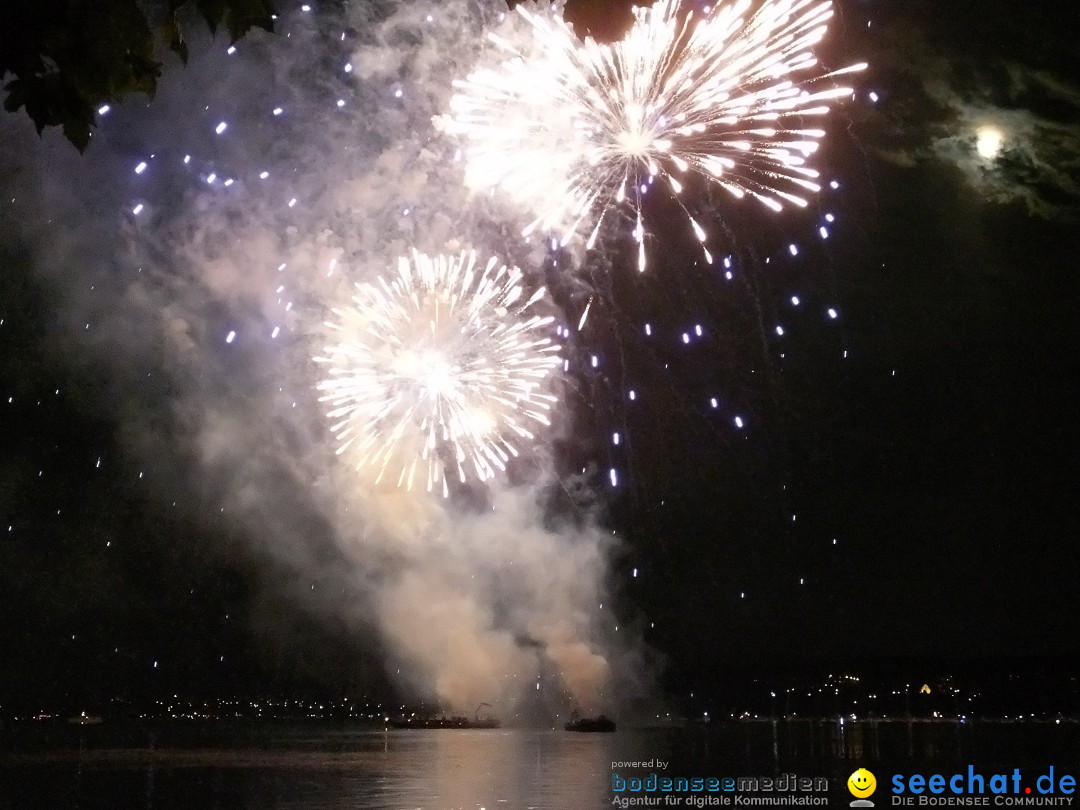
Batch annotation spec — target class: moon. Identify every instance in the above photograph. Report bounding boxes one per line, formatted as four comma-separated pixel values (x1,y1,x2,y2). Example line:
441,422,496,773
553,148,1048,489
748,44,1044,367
976,126,1004,159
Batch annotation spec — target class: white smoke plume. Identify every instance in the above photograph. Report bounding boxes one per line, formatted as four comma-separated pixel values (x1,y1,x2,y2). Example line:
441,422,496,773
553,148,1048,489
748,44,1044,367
0,0,640,718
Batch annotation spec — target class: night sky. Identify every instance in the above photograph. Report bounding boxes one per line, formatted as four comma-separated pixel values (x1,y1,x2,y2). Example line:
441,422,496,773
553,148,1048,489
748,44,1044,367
1,0,1079,713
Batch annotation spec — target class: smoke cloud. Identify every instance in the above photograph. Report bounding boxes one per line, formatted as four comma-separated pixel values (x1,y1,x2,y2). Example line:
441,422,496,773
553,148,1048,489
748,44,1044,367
0,0,638,718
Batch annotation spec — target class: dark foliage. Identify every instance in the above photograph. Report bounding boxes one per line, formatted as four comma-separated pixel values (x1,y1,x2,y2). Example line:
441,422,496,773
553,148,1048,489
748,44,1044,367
0,0,275,151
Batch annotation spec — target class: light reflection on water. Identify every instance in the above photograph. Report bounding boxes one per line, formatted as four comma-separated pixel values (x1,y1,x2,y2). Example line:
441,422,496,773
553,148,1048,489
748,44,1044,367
5,728,627,810
3,723,1075,809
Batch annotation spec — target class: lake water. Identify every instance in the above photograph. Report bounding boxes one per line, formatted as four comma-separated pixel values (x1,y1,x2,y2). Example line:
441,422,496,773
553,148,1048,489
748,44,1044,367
1,721,1076,809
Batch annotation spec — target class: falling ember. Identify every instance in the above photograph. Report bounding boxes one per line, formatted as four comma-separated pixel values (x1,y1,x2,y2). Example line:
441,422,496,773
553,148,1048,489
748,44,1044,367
577,295,594,331
446,0,865,271
315,250,562,495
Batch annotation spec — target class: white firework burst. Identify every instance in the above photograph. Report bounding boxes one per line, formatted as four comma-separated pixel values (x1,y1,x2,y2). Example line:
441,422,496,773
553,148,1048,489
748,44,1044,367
446,0,866,270
316,250,562,496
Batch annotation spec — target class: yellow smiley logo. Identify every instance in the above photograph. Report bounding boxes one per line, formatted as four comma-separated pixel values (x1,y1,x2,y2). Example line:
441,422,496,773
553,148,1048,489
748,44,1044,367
848,769,877,799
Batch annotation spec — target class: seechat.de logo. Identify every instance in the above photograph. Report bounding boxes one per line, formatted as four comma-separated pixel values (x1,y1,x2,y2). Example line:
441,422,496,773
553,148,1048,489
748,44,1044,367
850,769,878,808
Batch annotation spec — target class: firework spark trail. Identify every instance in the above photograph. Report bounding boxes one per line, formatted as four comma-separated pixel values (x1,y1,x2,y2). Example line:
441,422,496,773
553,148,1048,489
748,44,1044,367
445,0,866,270
1,0,633,718
316,250,561,496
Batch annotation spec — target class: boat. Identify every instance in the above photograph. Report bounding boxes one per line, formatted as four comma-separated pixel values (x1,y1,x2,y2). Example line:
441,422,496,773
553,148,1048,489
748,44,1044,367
67,712,103,726
565,714,616,732
391,703,500,729
390,715,501,729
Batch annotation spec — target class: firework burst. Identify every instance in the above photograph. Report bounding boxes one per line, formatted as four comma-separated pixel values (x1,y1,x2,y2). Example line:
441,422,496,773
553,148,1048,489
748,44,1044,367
446,0,866,270
316,250,561,496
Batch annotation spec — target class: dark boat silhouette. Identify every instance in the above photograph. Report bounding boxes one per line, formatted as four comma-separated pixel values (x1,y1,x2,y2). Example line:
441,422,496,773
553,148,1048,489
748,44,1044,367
564,714,616,732
67,712,103,726
391,703,500,729
390,715,501,729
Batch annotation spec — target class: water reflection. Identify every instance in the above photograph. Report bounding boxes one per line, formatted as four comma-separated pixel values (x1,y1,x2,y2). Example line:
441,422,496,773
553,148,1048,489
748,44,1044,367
3,722,1076,809
231,729,623,809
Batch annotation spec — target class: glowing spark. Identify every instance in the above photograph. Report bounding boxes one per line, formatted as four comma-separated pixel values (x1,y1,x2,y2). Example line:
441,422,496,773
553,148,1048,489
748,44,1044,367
577,295,594,330
447,0,864,270
315,250,561,495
